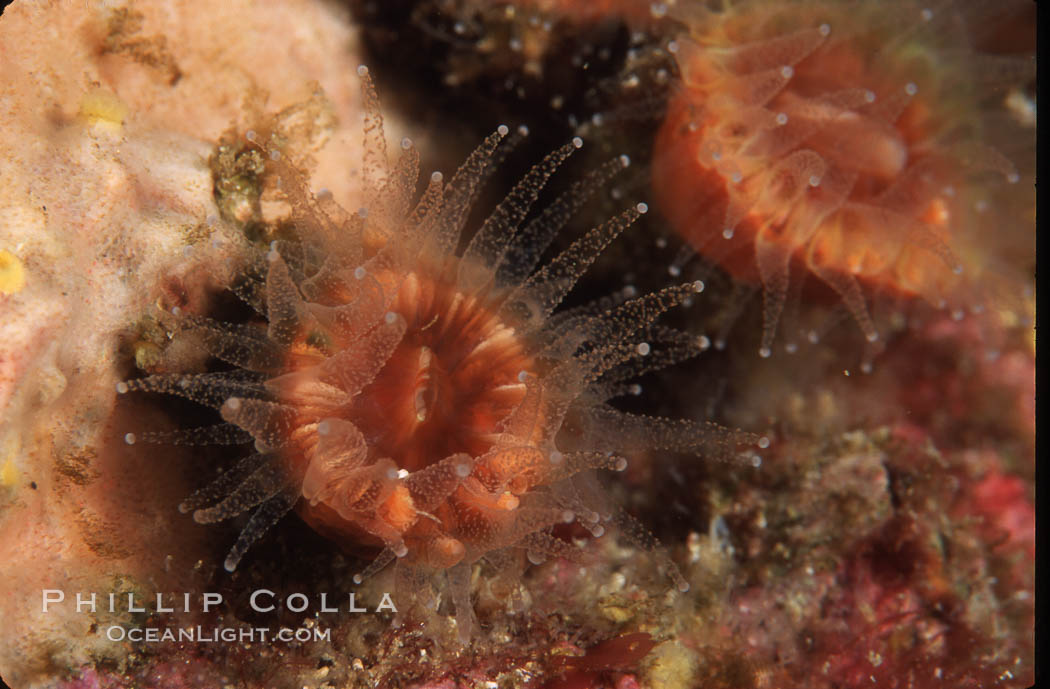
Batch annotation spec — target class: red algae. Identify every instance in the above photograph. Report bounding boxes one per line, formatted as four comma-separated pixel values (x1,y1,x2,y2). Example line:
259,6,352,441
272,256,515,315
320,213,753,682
652,0,1033,355
545,632,656,688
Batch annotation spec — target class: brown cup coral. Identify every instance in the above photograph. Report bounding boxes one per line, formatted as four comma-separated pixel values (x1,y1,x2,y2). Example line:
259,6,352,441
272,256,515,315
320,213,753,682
652,0,1032,357
119,68,758,640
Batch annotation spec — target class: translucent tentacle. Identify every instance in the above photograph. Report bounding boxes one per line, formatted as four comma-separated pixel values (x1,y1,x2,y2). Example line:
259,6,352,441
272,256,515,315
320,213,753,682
317,312,406,395
723,25,830,75
430,127,510,256
178,314,284,373
497,155,629,287
459,138,581,291
754,232,793,358
447,562,477,644
222,485,300,572
611,509,690,593
405,453,474,512
808,256,880,343
220,397,299,449
117,371,267,410
501,205,644,330
193,459,290,524
265,252,307,347
138,423,253,446
577,405,760,464
352,547,397,585
357,66,390,197
178,452,275,514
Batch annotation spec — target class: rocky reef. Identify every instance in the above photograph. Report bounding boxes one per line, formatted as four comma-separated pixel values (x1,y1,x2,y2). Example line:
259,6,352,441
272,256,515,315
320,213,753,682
0,1,1034,688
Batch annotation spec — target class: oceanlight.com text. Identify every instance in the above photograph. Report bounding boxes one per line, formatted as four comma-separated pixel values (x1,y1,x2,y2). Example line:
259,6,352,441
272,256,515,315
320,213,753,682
105,625,331,643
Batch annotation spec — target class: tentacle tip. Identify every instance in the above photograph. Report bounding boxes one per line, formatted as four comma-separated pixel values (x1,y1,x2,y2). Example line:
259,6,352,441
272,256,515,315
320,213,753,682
115,381,129,394
124,433,136,446
357,64,369,77
758,347,772,358
223,557,238,573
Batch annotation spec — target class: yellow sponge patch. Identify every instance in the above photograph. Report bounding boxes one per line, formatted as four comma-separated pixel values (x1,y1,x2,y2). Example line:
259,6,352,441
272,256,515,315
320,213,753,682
0,250,26,295
78,88,128,129
1,459,18,488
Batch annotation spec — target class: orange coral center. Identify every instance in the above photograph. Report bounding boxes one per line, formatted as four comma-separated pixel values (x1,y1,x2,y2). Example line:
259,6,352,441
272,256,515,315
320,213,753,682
280,265,543,566
353,270,533,472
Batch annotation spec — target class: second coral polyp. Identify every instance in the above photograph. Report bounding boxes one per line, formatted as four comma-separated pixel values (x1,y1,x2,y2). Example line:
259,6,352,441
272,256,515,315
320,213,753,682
653,1,1010,352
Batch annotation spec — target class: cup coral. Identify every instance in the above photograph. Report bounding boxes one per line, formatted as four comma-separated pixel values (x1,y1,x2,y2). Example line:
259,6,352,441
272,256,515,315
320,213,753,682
119,68,758,640
652,0,1032,357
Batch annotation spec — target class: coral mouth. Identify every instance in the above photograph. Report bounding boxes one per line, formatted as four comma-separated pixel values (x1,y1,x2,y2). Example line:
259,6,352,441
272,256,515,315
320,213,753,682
339,268,536,474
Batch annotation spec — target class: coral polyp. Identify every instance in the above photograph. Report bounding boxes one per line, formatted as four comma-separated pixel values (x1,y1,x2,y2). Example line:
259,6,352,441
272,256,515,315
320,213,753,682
653,0,1030,356
120,70,755,638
